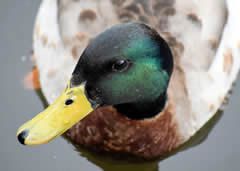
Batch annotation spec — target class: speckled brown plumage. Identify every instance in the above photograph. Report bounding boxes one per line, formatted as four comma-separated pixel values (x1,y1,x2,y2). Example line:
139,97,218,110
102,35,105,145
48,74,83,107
66,102,181,159
111,0,176,32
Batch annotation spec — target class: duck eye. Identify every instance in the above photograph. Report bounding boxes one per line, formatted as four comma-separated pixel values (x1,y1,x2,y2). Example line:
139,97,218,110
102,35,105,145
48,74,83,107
65,99,74,106
112,59,130,72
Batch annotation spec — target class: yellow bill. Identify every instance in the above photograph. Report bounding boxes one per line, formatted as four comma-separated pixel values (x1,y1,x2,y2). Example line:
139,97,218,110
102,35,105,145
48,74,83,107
17,83,96,145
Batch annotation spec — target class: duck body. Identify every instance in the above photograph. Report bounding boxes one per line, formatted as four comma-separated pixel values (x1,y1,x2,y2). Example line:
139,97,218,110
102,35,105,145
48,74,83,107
18,0,240,159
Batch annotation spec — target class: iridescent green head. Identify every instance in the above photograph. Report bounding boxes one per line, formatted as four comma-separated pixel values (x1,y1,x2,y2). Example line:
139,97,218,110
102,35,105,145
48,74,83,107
71,22,173,119
17,22,174,146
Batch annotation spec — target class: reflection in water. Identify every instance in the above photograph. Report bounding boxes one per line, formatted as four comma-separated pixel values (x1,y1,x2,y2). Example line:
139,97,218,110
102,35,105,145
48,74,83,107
34,82,223,171
66,142,159,171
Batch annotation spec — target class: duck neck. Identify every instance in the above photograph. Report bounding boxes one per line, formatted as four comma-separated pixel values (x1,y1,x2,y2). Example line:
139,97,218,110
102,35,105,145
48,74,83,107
114,92,167,120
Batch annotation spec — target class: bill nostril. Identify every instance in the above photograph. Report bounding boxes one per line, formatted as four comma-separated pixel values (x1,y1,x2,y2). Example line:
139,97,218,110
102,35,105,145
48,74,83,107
17,130,29,145
65,99,74,106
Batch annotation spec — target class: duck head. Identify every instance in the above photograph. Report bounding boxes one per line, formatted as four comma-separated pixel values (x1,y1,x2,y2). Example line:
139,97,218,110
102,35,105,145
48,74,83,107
17,22,173,145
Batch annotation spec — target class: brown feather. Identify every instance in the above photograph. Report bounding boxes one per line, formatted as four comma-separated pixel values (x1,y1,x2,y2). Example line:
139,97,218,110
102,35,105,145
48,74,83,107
66,101,182,159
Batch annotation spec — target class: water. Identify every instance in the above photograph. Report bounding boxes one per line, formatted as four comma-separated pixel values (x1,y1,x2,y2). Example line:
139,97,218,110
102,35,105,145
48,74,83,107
1,1,240,171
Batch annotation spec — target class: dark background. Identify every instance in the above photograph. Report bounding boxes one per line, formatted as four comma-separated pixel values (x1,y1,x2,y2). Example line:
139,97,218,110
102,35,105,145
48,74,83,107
0,1,239,170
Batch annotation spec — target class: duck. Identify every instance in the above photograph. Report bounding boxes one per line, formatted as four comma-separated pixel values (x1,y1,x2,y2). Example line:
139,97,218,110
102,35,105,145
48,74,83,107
17,0,240,160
